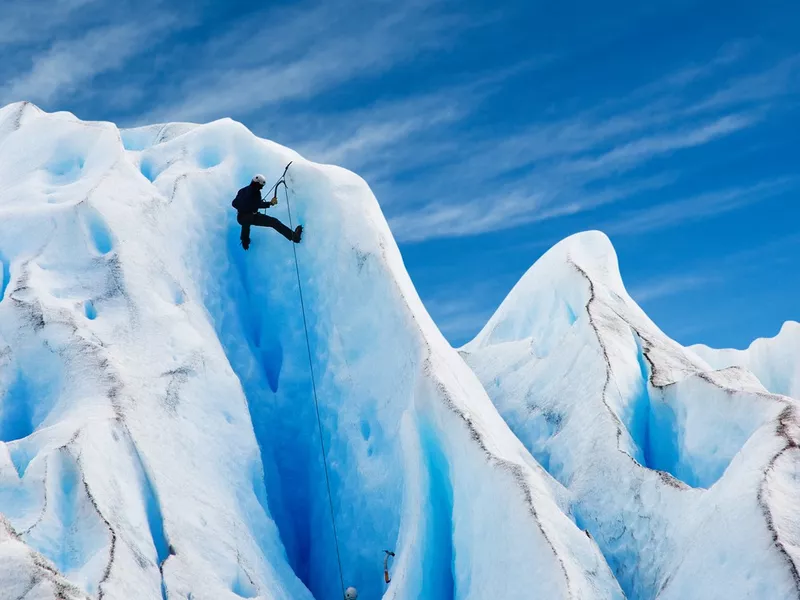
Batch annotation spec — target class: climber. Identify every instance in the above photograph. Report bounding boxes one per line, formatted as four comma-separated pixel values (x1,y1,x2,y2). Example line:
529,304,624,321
232,174,302,250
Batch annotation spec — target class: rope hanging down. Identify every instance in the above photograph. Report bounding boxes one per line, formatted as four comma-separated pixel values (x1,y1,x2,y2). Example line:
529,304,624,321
280,165,347,599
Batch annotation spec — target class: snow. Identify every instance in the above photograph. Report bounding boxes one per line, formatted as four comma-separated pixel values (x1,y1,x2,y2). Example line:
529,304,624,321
1,101,796,600
0,103,621,600
462,231,800,599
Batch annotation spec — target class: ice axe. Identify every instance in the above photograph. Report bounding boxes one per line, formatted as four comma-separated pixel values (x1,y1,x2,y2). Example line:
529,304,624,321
265,161,293,208
384,550,395,584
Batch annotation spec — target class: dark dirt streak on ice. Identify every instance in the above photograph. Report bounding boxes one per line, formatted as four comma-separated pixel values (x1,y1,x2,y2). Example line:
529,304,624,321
568,259,690,489
607,309,800,597
20,433,117,600
351,231,581,598
347,234,580,596
21,458,50,536
569,259,800,599
7,253,136,599
10,557,86,600
234,543,259,598
757,408,800,594
161,365,194,413
6,499,91,600
421,355,575,598
72,444,118,600
569,259,684,598
117,420,175,600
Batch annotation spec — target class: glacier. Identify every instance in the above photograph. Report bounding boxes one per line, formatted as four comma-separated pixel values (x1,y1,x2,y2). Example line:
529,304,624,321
461,232,800,599
691,322,799,401
0,101,797,600
0,103,620,600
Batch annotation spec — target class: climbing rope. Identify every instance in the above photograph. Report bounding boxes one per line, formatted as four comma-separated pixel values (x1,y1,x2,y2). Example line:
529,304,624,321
262,162,292,212
280,165,347,599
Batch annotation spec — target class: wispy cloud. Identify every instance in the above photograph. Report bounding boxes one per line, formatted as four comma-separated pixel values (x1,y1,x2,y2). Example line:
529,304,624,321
248,35,798,245
367,48,800,243
558,113,757,178
629,232,800,307
689,55,800,113
423,291,496,346
0,0,182,108
718,232,800,271
0,0,100,46
379,106,758,242
252,39,793,246
629,273,722,304
604,178,792,235
295,91,477,174
1,22,173,106
139,0,472,125
388,175,672,242
3,1,795,253
655,39,750,89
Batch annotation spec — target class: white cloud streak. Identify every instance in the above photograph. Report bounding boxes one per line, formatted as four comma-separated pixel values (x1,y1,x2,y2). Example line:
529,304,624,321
388,175,672,243
689,55,800,113
2,22,172,105
2,2,795,248
367,50,799,243
0,0,101,46
423,291,497,345
629,273,722,303
558,113,757,178
140,0,471,124
605,179,793,236
298,93,474,171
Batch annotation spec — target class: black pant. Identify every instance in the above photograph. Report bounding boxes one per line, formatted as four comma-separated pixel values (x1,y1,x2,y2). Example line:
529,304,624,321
237,212,294,242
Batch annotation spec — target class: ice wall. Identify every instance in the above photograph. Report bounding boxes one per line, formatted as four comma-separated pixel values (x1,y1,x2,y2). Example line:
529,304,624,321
462,231,800,600
0,103,620,600
691,321,800,400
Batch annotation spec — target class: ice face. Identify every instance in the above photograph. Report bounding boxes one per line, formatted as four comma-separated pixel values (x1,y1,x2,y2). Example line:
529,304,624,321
462,231,800,599
690,321,800,401
3,101,794,600
0,103,621,600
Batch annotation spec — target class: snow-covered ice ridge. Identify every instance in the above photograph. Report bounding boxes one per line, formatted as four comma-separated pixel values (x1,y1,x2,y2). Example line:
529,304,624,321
0,102,621,599
690,322,800,401
462,232,800,599
0,102,795,600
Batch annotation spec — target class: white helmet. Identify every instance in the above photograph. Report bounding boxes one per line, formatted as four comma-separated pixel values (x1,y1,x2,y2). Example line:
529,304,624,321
344,587,358,600
252,174,266,186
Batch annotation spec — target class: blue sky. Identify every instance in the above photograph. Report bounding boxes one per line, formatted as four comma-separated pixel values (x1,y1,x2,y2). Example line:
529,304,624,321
2,0,797,349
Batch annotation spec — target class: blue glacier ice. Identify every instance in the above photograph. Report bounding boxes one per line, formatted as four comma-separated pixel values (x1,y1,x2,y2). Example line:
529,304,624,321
461,232,800,600
0,103,622,600
691,321,800,401
1,101,797,600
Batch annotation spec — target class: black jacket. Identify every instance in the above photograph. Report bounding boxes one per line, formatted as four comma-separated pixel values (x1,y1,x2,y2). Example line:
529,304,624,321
232,182,268,214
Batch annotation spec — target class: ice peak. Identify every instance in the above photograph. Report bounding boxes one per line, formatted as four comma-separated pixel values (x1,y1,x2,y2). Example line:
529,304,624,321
464,230,800,599
0,103,622,600
691,319,800,399
464,229,628,351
